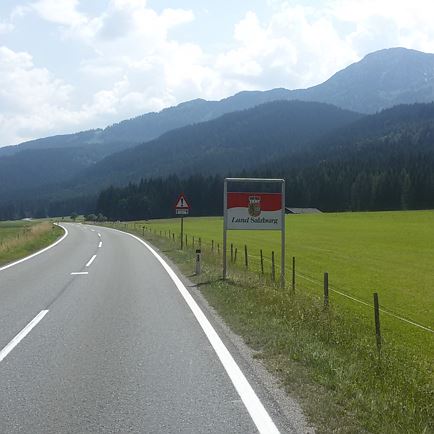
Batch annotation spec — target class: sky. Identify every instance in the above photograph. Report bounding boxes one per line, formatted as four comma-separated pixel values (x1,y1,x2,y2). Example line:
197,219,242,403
1,0,434,146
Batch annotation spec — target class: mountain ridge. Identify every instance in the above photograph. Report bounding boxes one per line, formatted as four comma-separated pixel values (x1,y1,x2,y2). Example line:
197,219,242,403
2,47,434,158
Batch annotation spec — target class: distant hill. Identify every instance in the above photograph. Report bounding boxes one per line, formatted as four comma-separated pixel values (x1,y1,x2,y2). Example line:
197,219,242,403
0,89,295,158
72,100,361,188
2,47,434,160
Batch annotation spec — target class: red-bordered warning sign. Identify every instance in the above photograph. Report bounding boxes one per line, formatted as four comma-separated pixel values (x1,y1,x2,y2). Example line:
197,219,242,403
175,193,190,215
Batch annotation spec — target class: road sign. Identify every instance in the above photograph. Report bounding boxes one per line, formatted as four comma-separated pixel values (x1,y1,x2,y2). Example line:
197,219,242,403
175,193,190,249
223,178,285,288
175,194,190,211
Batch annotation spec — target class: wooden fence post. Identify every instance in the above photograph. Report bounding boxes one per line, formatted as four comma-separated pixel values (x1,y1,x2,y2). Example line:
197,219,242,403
244,245,248,269
292,256,296,292
260,249,264,274
374,293,382,357
234,248,238,264
324,272,329,308
230,243,234,263
271,251,275,281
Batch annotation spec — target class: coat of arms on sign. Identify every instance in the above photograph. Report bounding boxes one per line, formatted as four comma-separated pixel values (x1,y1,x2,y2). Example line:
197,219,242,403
248,195,261,217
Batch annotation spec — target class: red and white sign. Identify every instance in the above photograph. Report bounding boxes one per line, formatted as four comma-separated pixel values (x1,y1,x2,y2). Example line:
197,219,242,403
175,193,190,215
227,192,282,230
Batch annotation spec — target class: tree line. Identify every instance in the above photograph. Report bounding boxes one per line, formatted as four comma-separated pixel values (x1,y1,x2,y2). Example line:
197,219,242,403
95,152,434,221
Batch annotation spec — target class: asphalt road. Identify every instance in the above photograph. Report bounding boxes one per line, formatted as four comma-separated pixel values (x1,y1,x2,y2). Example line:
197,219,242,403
0,223,297,433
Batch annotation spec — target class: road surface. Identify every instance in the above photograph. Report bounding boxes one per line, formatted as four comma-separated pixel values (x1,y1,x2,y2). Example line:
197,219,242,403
0,223,299,433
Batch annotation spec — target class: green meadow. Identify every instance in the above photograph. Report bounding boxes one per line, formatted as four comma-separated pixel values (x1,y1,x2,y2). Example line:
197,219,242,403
141,210,434,360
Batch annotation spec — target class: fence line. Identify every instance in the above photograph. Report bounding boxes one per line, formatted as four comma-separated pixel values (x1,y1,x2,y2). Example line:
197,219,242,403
297,271,433,333
135,223,433,334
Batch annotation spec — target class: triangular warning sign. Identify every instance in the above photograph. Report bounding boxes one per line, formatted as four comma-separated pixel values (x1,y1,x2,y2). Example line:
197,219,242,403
175,194,190,209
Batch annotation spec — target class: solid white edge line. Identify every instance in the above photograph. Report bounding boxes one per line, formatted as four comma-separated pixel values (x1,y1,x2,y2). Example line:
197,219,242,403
0,224,68,273
86,254,97,267
98,241,102,248
106,226,280,434
0,310,49,362
71,272,89,275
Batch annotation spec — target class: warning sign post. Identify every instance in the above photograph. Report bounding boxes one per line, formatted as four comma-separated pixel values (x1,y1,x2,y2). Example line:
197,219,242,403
223,178,286,288
174,193,190,249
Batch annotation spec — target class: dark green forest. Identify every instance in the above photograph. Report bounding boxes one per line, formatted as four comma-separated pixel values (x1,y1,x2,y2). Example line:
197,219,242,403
95,155,434,221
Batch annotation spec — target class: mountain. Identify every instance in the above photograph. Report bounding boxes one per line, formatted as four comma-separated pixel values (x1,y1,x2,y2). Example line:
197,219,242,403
72,100,361,188
2,47,433,160
291,48,434,113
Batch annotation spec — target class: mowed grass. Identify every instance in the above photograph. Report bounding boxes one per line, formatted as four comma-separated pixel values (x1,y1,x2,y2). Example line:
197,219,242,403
141,211,434,361
0,220,62,266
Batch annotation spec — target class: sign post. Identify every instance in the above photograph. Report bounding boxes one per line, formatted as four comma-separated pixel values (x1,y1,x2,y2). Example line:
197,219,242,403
223,178,285,288
175,193,190,250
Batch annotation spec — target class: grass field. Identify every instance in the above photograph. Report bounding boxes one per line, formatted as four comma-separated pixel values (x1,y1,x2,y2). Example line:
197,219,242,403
108,211,434,432
139,211,434,358
0,220,62,266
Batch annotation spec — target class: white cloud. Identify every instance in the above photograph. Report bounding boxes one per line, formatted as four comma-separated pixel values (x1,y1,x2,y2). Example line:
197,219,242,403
3,0,434,146
216,6,358,89
0,46,76,144
31,0,87,27
0,20,14,34
215,0,434,91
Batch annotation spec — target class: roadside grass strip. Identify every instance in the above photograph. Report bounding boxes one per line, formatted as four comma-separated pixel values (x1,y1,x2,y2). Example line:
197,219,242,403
0,222,66,270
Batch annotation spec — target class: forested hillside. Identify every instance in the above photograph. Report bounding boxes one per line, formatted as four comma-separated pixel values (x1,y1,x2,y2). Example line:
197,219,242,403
77,100,361,187
2,102,434,220
95,104,434,220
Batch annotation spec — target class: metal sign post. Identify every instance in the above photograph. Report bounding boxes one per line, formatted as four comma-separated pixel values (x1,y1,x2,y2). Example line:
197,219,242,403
223,178,286,288
175,193,190,250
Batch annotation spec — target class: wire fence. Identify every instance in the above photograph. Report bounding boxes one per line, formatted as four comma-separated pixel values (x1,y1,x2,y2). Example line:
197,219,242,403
131,222,434,338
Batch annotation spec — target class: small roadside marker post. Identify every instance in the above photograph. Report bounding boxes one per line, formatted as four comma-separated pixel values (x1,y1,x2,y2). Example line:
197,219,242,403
195,249,202,275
